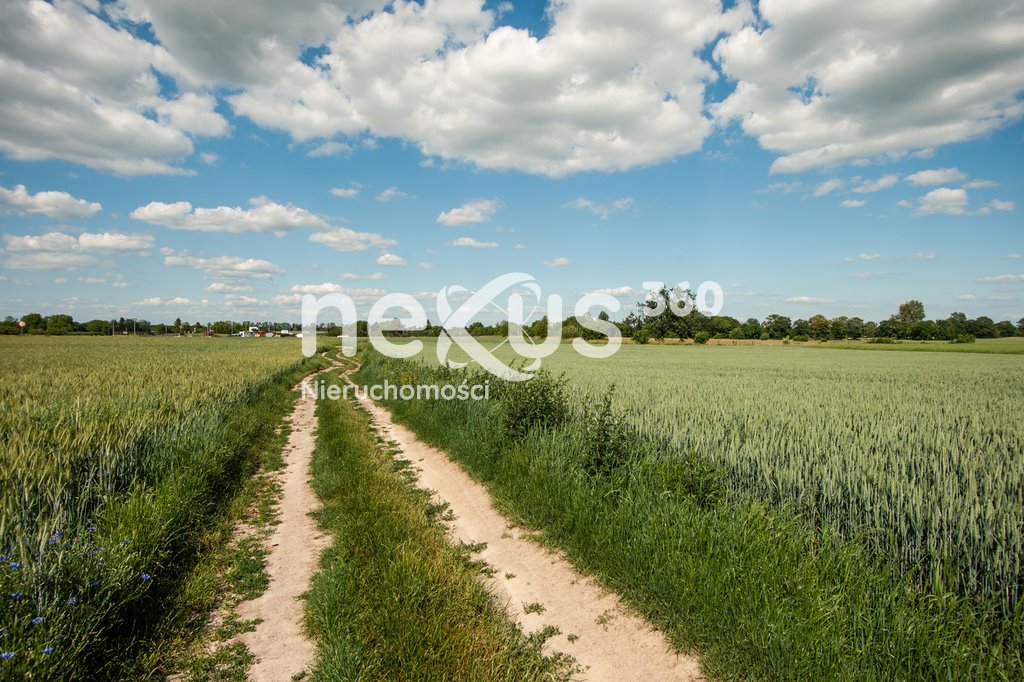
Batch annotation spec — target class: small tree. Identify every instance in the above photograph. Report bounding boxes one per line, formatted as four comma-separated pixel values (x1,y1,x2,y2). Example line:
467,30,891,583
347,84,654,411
898,300,926,324
694,331,710,345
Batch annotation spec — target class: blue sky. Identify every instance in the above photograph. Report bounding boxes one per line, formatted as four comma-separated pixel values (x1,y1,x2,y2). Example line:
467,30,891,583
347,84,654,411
1,0,1022,324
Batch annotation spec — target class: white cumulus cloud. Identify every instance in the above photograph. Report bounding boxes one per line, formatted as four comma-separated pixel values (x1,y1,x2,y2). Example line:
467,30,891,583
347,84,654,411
164,249,285,279
714,3,1024,173
852,175,899,194
2,230,153,270
308,227,396,252
905,168,968,186
330,183,361,198
592,285,638,297
437,199,501,226
131,196,330,233
229,0,749,176
785,295,833,304
451,237,498,248
564,197,634,219
376,252,406,266
813,179,843,197
0,184,102,219
916,188,968,216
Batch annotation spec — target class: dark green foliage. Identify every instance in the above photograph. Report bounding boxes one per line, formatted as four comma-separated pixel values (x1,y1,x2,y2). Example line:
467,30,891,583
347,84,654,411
583,387,632,477
693,331,710,344
499,370,569,441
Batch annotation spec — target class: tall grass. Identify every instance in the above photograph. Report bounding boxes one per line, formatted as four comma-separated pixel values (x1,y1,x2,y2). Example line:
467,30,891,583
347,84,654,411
0,336,322,678
407,340,1024,611
355,349,1024,679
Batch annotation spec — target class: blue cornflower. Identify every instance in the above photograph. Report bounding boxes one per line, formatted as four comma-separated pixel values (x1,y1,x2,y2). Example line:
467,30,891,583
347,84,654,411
9,593,24,601
66,597,77,605
31,617,42,626
122,540,130,546
86,526,96,532
47,537,58,545
1,652,13,660
90,579,100,587
41,647,53,655
86,550,97,556
8,562,19,570
0,554,7,561
141,573,151,581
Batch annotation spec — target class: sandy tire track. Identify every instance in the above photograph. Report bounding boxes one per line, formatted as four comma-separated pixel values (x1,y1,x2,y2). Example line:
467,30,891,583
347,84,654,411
233,362,337,681
349,372,704,681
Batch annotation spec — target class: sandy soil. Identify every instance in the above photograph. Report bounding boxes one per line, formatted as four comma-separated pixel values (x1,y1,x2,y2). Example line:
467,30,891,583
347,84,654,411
234,365,334,681
353,386,704,681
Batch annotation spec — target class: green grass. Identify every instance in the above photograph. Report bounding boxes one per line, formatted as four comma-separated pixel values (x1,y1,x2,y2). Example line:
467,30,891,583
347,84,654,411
355,349,1024,680
402,339,1024,609
0,337,326,679
814,337,1024,354
130,409,294,681
305,368,575,681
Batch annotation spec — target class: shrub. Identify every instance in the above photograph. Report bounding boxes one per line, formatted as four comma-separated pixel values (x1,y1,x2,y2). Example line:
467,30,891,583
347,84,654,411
694,331,711,345
633,329,650,345
584,387,633,477
499,370,569,441
729,327,746,340
792,334,810,343
951,334,976,344
868,337,897,344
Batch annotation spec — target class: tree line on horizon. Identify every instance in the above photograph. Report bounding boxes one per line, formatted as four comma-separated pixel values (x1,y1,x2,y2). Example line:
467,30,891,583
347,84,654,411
2,300,1022,342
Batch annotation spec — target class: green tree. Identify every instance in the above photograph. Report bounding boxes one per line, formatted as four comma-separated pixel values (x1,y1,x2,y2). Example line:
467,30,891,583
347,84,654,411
994,320,1016,338
909,320,937,340
968,316,996,338
829,316,848,340
22,312,44,332
0,316,21,334
763,314,791,339
808,314,830,340
45,314,74,335
897,300,926,324
85,319,108,334
946,312,968,337
877,316,906,339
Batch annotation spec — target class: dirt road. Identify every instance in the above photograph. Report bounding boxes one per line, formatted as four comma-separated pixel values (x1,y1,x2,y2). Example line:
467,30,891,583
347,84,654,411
353,384,704,681
234,364,334,681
